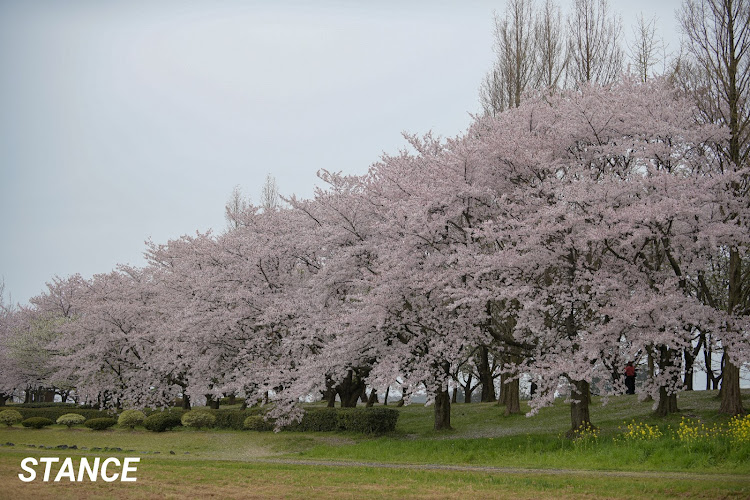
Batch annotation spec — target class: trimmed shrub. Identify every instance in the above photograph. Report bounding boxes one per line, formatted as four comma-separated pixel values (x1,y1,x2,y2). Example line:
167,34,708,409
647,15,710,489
118,410,146,429
243,415,274,431
21,417,54,429
0,409,23,427
56,413,86,428
143,412,183,432
84,418,117,431
181,410,216,430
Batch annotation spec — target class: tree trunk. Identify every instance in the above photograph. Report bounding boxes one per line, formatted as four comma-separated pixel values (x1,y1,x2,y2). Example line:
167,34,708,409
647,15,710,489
655,386,678,417
463,373,474,403
451,387,458,404
464,383,474,404
396,385,408,407
644,346,655,402
365,389,378,407
324,387,336,407
719,358,744,415
383,386,389,406
227,394,236,405
684,347,695,391
433,387,452,431
655,346,679,417
478,346,497,402
0,394,6,406
500,372,520,415
337,370,365,408
568,379,592,434
210,397,220,410
720,248,745,415
182,394,191,410
360,388,368,404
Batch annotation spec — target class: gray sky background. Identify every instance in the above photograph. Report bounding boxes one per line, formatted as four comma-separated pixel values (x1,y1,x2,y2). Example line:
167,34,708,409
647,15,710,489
1,0,684,306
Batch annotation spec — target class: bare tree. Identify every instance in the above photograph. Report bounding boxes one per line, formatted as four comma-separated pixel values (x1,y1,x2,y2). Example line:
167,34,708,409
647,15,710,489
535,0,568,90
479,0,537,115
566,0,624,85
628,14,666,82
224,185,250,230
679,0,750,416
260,174,280,213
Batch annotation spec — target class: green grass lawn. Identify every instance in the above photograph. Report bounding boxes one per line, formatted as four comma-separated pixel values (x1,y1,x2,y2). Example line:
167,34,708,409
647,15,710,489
1,390,748,499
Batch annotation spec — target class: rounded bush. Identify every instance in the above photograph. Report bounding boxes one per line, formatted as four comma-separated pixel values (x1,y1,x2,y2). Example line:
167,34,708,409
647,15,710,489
118,409,146,429
56,413,86,428
21,417,54,429
143,412,182,432
181,410,216,430
84,418,117,431
0,409,23,427
243,415,273,431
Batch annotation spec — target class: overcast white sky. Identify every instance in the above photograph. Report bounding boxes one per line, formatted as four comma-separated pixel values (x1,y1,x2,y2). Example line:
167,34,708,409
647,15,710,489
1,0,684,306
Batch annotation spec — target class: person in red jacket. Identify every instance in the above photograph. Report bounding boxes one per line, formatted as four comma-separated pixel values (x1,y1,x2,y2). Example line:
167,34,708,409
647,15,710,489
624,362,636,395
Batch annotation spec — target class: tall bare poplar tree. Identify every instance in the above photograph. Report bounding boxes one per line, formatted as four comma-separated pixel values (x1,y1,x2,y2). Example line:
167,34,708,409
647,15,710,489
628,14,665,82
260,174,281,212
566,0,623,85
479,0,536,115
535,0,568,89
680,0,749,416
225,185,250,231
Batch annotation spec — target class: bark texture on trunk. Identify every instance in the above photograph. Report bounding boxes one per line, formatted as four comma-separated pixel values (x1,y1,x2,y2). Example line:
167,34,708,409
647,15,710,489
684,348,695,391
568,379,592,435
720,249,745,415
336,370,365,408
500,373,520,415
365,389,378,407
654,346,679,417
433,388,452,431
478,346,497,402
719,359,744,415
655,386,678,417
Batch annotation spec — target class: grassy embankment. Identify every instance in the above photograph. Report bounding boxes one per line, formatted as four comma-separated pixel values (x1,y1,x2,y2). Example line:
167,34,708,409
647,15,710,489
0,389,748,499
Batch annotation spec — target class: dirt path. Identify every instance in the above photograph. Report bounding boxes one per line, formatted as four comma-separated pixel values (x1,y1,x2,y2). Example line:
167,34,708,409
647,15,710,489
252,457,750,481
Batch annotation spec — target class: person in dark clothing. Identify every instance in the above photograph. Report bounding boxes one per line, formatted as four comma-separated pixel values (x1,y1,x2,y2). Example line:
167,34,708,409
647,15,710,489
624,362,636,395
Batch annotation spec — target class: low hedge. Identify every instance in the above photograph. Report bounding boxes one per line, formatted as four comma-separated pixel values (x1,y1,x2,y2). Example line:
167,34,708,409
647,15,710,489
335,407,399,434
14,408,115,423
266,407,398,434
21,417,54,429
84,418,117,431
211,408,264,430
243,415,274,431
293,407,398,434
12,402,94,409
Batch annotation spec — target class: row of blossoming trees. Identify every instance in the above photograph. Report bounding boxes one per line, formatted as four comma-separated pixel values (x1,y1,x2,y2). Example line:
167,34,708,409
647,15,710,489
1,79,748,432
